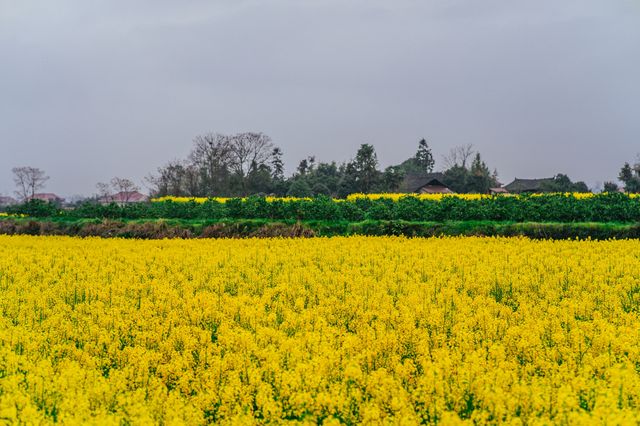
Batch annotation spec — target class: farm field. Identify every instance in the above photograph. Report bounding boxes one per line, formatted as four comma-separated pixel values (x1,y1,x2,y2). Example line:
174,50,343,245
1,235,640,424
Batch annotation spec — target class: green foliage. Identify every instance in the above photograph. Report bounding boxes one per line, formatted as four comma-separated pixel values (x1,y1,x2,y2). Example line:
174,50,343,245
603,181,619,192
619,162,640,192
8,193,640,223
415,139,435,173
349,144,381,193
540,174,589,193
286,179,313,197
442,153,499,193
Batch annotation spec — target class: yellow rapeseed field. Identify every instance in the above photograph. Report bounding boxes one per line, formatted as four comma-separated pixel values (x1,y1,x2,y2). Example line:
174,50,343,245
1,236,639,424
150,193,640,203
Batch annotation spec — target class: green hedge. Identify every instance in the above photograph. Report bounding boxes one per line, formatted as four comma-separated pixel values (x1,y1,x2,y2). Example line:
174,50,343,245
6,193,640,223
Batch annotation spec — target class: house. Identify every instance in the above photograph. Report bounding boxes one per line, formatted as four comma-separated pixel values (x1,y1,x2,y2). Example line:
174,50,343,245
0,196,17,206
99,191,149,205
29,193,65,203
504,178,554,194
399,173,454,194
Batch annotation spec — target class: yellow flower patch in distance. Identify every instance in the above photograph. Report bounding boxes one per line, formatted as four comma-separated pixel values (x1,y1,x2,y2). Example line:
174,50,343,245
151,193,629,203
0,235,639,424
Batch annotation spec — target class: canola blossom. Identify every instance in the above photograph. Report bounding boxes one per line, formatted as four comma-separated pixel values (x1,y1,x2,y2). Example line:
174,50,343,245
1,236,640,424
151,192,637,204
151,196,313,204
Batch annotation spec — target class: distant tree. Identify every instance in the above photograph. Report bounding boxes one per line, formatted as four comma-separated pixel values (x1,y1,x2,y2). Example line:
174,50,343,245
189,133,232,195
440,149,500,193
148,131,279,197
311,183,331,196
415,139,435,173
96,182,111,199
305,162,341,196
227,132,275,194
349,144,380,193
442,165,469,193
541,174,590,193
12,166,49,201
296,156,316,176
380,166,405,192
246,162,273,194
110,177,140,203
603,181,619,192
619,161,640,192
466,153,497,193
286,179,313,197
147,160,193,197
443,144,474,169
337,162,358,198
270,147,285,181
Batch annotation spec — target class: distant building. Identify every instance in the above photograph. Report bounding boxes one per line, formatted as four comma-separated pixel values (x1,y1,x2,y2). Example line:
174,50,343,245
0,196,17,206
29,193,65,203
399,173,454,194
504,178,554,194
99,191,149,205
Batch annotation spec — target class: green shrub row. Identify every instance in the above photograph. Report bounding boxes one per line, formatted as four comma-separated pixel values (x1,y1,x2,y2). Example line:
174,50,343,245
7,193,640,222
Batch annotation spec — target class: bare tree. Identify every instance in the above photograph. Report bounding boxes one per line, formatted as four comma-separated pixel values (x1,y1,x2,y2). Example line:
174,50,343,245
227,132,274,180
96,182,111,200
189,133,233,194
442,144,475,169
110,177,140,203
12,166,49,201
147,131,277,197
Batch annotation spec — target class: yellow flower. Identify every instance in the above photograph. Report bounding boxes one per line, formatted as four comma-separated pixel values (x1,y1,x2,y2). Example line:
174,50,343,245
1,235,639,423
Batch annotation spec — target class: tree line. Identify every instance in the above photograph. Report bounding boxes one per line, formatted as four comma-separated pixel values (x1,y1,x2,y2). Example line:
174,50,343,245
5,132,639,202
146,133,505,198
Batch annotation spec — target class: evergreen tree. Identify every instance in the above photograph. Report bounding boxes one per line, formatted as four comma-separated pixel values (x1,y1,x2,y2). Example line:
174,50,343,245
603,181,619,192
286,179,313,197
442,165,468,193
618,162,640,192
467,153,496,193
270,147,284,181
351,144,380,193
415,139,435,173
380,166,405,192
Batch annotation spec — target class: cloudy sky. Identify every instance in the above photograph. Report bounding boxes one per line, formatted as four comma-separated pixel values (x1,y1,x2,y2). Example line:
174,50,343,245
1,0,639,197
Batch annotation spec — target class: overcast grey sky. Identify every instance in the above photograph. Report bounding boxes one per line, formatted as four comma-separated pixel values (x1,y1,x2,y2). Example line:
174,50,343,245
1,0,639,197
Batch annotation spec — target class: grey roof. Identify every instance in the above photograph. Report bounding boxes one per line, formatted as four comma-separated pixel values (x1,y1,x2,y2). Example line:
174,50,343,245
504,178,554,193
398,172,449,193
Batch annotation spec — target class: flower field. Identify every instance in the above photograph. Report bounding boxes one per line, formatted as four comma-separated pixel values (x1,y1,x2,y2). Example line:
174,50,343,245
1,236,640,424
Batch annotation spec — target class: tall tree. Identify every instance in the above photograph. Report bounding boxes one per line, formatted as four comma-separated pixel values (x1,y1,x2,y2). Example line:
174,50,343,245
415,139,435,173
619,161,640,192
189,133,232,195
296,156,316,176
467,153,496,193
380,166,405,192
443,144,474,169
12,166,49,201
270,147,285,181
227,132,274,191
350,144,380,193
442,165,469,193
